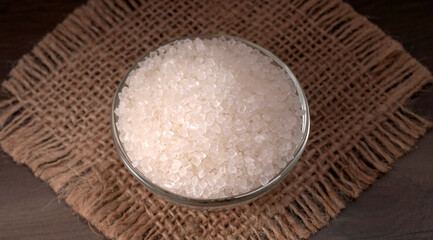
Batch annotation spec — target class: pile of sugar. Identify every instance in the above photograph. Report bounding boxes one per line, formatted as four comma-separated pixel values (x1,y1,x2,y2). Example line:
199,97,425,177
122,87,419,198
115,37,303,199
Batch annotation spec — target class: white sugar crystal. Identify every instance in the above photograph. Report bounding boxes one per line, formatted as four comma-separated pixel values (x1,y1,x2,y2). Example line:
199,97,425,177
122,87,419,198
198,168,205,178
171,160,181,172
227,161,237,174
237,103,247,113
179,167,187,177
160,154,168,162
244,156,255,164
191,156,202,166
164,181,175,188
211,124,221,134
189,123,199,130
227,149,238,158
254,134,266,144
216,178,226,188
259,176,269,186
115,37,303,199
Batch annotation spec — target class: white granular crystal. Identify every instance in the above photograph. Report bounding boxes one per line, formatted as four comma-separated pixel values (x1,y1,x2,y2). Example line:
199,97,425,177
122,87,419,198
115,37,303,199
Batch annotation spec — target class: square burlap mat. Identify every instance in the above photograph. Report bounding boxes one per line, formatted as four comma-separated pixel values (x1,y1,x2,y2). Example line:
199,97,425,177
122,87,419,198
1,0,432,239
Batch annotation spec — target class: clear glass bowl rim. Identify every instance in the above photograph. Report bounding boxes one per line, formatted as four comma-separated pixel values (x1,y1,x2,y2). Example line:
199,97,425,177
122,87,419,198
111,34,310,209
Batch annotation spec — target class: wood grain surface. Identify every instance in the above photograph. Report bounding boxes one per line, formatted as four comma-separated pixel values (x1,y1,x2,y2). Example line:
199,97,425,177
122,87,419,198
0,1,432,239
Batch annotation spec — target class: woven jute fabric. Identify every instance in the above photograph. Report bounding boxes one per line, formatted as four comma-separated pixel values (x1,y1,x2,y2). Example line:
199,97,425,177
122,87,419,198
1,0,432,239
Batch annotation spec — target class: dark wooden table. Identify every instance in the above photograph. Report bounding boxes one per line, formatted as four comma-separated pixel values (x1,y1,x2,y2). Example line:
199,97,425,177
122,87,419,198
1,1,432,239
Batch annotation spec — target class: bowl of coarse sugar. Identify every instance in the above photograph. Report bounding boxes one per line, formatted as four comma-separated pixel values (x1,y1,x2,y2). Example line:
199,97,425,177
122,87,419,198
111,34,310,209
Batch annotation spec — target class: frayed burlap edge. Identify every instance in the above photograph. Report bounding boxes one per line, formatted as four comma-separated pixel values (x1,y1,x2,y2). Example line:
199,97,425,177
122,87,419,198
1,0,432,239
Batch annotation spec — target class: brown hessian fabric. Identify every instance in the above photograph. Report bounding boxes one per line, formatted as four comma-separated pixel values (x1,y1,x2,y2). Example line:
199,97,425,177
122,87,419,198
0,0,432,239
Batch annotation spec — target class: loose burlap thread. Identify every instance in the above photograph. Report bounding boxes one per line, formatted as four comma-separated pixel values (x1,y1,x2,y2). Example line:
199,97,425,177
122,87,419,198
1,0,432,239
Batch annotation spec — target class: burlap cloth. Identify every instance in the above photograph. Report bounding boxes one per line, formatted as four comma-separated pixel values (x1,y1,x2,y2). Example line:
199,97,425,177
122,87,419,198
1,0,432,239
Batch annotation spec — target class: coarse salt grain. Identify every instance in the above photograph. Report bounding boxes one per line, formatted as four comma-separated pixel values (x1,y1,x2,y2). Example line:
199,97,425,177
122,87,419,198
115,37,303,199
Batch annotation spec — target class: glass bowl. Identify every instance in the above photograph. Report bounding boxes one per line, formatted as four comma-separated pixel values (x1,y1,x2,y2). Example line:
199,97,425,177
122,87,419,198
111,34,310,209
